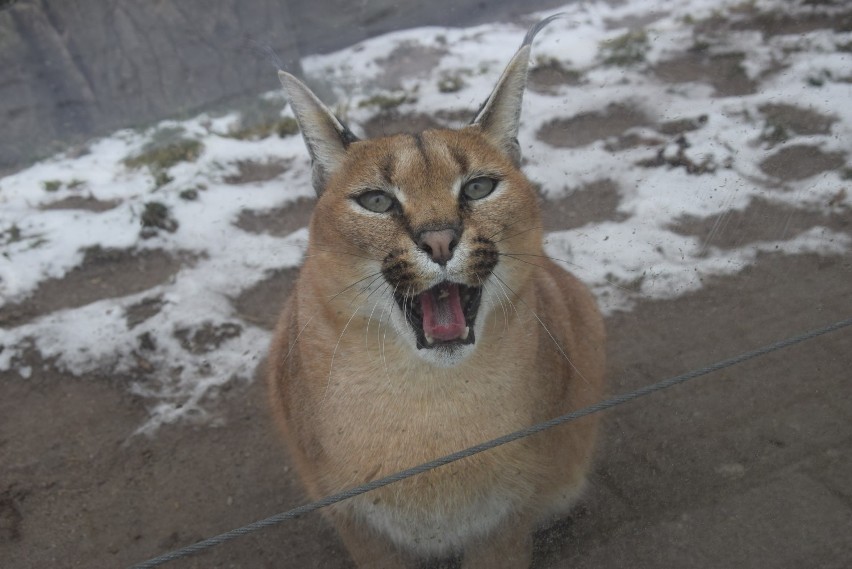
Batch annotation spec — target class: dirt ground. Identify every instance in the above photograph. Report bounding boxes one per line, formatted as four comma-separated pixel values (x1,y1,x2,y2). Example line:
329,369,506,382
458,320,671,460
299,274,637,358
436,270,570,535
2,200,851,569
3,5,852,566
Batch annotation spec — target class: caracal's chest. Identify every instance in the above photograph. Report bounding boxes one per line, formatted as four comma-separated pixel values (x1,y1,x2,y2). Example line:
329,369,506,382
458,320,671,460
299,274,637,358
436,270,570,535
315,342,540,460
312,348,543,555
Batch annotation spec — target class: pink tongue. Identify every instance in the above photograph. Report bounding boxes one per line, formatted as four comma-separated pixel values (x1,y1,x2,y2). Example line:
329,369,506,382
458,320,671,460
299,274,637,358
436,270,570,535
419,283,467,341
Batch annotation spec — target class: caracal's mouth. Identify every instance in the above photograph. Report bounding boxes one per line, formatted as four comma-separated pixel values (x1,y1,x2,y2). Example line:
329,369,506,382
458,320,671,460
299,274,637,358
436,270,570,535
395,281,483,350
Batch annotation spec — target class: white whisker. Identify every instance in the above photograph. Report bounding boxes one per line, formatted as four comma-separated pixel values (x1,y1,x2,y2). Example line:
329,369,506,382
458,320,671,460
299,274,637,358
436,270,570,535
478,275,509,336
490,272,521,323
321,289,376,407
500,252,648,297
492,269,590,386
486,214,539,241
379,283,400,381
494,224,543,244
365,281,390,348
328,271,383,302
279,314,315,366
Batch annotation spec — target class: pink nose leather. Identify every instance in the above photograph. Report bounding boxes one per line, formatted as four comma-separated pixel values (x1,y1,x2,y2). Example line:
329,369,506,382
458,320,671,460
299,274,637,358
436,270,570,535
418,229,458,265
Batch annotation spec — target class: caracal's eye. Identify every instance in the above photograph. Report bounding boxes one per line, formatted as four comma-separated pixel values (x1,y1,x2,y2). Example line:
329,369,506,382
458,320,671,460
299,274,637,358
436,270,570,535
356,190,395,213
462,177,497,200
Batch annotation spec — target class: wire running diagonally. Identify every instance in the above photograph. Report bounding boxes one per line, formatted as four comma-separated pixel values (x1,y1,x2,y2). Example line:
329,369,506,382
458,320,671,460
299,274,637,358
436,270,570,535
130,316,852,569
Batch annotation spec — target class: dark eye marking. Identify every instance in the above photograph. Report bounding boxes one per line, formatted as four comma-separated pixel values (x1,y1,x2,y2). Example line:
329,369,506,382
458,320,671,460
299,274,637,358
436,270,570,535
355,190,396,213
449,147,470,174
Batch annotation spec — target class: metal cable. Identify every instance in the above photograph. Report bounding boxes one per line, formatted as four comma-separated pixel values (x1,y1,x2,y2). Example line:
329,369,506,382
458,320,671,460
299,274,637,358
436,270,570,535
131,316,852,569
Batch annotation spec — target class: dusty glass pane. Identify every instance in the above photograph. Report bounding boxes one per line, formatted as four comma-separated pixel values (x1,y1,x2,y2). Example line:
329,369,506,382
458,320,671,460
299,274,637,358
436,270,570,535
1,1,850,568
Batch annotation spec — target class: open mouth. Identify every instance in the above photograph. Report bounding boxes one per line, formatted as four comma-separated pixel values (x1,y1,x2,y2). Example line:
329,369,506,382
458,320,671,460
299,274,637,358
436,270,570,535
395,281,483,349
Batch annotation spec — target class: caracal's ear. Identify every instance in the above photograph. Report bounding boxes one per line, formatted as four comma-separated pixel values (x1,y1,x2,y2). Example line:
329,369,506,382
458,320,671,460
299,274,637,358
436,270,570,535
277,70,359,195
471,14,562,165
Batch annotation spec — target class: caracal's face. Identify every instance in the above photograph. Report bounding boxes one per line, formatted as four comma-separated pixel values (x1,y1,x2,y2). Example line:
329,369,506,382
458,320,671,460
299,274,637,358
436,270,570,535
308,127,541,367
279,18,550,366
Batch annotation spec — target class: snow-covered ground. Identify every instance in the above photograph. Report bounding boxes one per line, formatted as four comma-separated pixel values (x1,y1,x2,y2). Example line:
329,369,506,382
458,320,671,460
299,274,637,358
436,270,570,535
1,0,850,433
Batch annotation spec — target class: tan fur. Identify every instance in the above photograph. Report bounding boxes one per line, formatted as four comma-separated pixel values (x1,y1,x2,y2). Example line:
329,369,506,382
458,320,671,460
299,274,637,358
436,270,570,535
267,19,604,568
